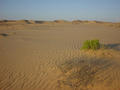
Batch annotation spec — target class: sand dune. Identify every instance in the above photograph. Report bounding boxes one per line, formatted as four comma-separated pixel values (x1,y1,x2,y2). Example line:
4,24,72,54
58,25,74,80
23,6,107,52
1,20,120,27
0,21,120,90
0,20,36,25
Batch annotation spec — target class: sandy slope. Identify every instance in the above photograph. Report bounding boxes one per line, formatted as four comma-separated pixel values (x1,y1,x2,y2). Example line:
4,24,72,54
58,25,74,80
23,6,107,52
0,22,120,90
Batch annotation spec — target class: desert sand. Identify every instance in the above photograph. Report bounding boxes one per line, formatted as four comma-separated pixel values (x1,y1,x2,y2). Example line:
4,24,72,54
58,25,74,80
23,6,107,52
0,20,120,90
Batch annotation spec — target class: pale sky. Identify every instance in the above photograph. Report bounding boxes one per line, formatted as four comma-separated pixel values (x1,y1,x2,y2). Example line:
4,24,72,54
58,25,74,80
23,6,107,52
0,0,120,22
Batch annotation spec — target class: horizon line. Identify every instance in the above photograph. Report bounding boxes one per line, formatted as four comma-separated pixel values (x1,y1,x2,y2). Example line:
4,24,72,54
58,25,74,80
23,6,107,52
0,19,120,23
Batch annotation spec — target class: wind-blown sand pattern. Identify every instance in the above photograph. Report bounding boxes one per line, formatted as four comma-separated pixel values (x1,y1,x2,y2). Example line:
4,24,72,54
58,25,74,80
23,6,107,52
0,20,120,90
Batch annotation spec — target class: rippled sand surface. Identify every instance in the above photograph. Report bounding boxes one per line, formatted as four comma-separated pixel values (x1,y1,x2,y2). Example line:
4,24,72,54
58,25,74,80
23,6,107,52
0,23,120,90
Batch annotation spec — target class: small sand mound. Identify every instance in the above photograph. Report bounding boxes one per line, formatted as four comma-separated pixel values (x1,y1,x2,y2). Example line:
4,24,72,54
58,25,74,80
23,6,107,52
0,20,8,23
72,20,101,24
15,20,30,24
80,20,98,24
87,21,98,24
0,20,36,25
54,20,68,23
0,20,9,25
72,20,82,24
43,21,55,24
57,55,120,90
0,32,16,38
35,21,55,24
35,20,45,24
27,20,36,24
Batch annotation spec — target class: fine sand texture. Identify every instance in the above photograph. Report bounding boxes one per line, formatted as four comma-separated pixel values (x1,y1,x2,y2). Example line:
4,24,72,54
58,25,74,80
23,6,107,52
0,21,120,90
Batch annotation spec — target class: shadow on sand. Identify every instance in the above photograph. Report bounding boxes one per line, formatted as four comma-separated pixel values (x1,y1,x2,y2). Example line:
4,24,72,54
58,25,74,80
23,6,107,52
104,43,120,51
57,57,114,90
0,33,9,37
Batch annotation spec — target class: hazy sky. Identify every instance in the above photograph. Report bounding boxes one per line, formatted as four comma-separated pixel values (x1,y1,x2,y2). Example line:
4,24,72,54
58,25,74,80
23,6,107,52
0,0,120,22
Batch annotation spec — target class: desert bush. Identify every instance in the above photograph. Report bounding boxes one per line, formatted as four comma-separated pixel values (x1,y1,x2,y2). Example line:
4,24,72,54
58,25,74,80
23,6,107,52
81,40,100,50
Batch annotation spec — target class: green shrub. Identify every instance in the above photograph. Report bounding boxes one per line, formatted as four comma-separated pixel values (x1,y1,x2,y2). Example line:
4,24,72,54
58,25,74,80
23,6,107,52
81,39,100,50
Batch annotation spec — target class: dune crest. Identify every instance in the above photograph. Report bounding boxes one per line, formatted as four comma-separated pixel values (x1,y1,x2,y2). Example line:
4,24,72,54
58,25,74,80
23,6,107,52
0,20,120,28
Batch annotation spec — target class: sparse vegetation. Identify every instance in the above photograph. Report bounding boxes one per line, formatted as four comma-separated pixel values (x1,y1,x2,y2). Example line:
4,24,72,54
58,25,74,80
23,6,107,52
57,57,112,89
81,39,100,50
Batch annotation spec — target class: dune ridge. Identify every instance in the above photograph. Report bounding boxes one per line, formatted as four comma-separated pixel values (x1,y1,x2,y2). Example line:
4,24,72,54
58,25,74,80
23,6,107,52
0,19,120,27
